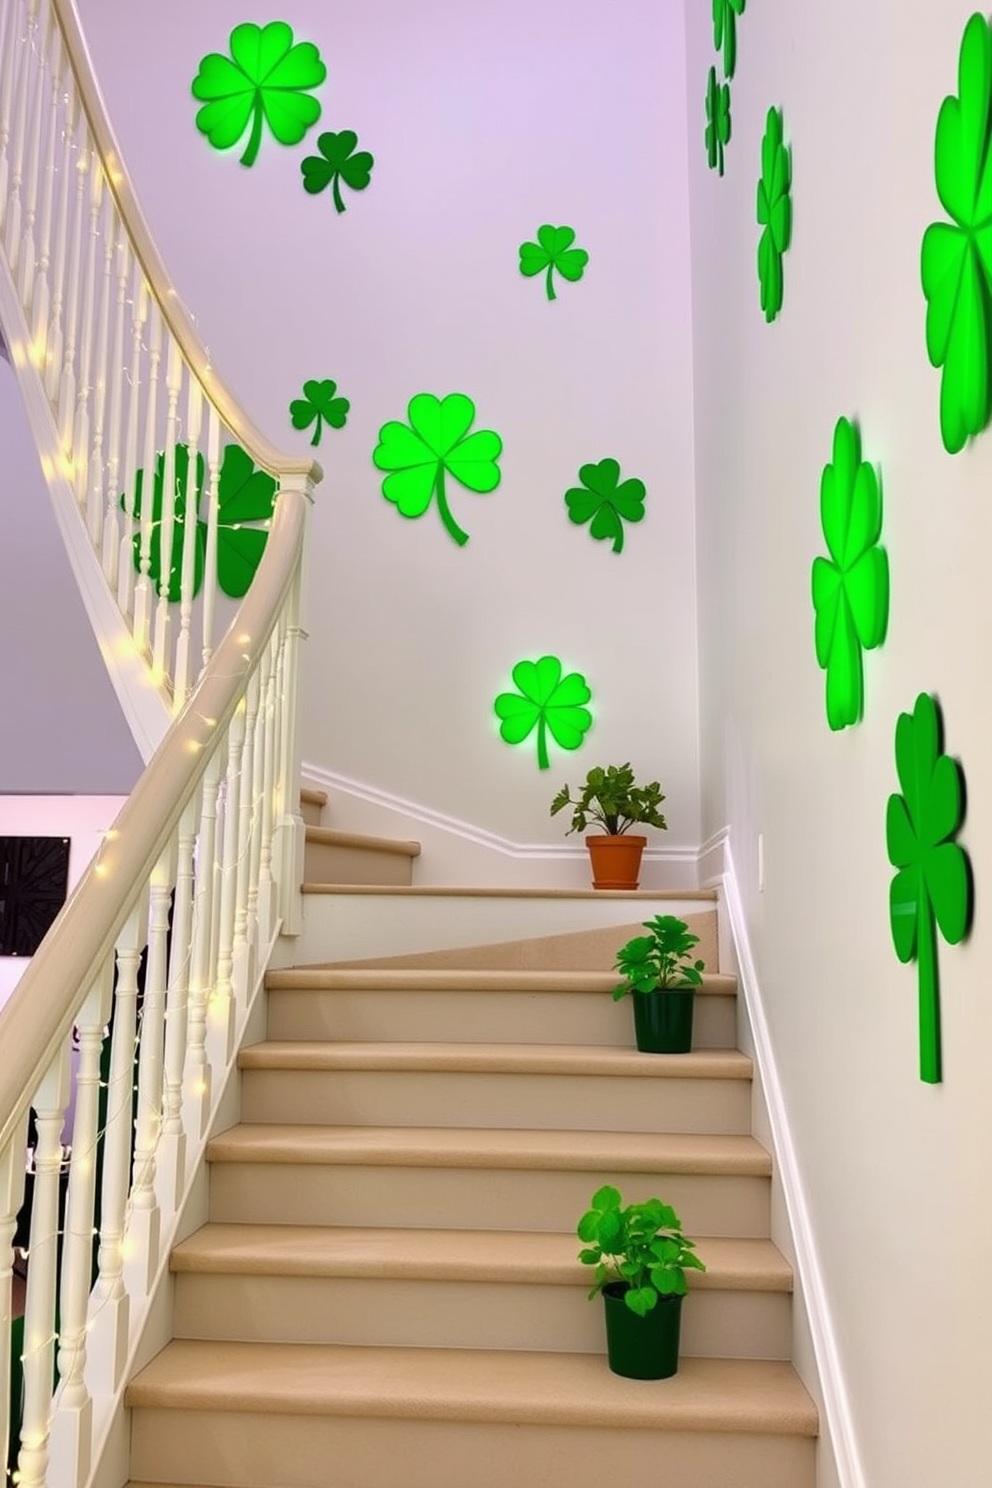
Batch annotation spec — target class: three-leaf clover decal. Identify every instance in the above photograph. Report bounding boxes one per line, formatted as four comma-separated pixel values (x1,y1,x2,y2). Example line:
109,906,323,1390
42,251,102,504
811,417,889,731
705,67,732,176
494,656,592,770
712,0,746,79
301,130,375,213
372,393,502,548
290,379,350,446
565,459,646,555
886,693,972,1084
518,225,589,302
191,22,326,168
920,13,992,455
756,107,792,323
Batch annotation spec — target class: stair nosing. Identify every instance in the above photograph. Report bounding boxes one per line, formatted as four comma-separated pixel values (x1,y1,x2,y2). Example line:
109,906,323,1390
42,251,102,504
305,826,422,858
301,884,717,898
237,1042,752,1080
265,967,737,995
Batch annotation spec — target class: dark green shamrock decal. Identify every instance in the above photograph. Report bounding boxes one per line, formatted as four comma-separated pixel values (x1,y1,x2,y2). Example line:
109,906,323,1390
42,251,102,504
290,379,350,446
372,393,502,548
494,656,592,771
518,225,589,302
886,693,972,1084
920,13,992,455
191,22,326,168
811,418,888,731
565,459,646,555
712,0,746,79
301,130,375,213
756,106,792,323
705,67,732,176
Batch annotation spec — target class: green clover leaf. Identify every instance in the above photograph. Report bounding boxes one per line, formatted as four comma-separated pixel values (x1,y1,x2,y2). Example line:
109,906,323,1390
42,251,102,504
372,393,503,548
886,693,972,1083
565,458,646,555
301,130,375,213
290,379,350,446
494,656,593,771
712,0,746,79
518,225,589,302
122,446,206,604
921,13,992,454
705,66,732,176
191,22,326,168
756,106,792,323
811,418,889,731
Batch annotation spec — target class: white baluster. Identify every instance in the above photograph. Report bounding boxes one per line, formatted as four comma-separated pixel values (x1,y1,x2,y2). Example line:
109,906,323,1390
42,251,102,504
0,1115,29,1476
57,136,89,447
157,798,197,1213
5,0,39,274
30,12,62,364
173,376,203,707
101,232,129,587
256,639,278,945
44,83,78,401
72,160,104,510
116,260,146,619
274,565,307,937
233,668,259,1008
132,296,161,656
246,655,269,953
183,752,221,1140
201,404,221,669
86,189,114,547
17,0,50,307
209,708,246,1069
152,335,183,678
0,0,24,226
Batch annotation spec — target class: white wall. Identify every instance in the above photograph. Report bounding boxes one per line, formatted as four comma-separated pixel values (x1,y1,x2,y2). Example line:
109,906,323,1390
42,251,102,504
685,3,992,1483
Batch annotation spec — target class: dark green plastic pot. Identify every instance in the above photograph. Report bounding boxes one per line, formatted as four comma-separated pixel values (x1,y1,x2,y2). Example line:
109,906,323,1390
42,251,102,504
602,1283,683,1379
632,986,694,1053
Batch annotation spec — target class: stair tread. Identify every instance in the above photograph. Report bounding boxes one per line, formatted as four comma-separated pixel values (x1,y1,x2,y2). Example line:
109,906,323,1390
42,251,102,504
125,1339,817,1435
238,1041,751,1079
265,967,737,994
301,884,718,899
299,787,328,807
171,1225,792,1291
305,825,422,858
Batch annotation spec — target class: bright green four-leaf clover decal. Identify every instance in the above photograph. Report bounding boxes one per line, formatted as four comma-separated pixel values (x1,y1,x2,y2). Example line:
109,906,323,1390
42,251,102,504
301,130,375,212
565,458,646,555
705,67,732,176
518,225,589,302
920,12,992,455
372,393,502,548
811,417,889,731
191,22,326,168
290,379,350,446
756,107,792,323
494,656,593,771
886,693,972,1084
712,0,746,79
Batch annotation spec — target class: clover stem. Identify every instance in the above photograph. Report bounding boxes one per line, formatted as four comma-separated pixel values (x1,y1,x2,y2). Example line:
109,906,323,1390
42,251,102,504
536,715,550,771
332,175,346,214
240,100,264,168
434,466,469,547
545,265,557,302
310,417,322,449
917,901,941,1084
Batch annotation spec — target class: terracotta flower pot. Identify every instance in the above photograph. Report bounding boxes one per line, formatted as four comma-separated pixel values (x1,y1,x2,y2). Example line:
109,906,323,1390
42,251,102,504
585,834,646,890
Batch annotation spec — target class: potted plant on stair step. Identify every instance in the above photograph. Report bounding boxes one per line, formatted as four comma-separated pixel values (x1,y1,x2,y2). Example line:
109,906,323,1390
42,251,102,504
578,1184,706,1379
550,763,667,889
613,915,705,1053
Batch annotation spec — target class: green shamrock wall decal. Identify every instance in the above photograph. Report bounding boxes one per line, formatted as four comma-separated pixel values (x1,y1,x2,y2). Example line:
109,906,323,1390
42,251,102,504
494,656,593,771
372,393,502,548
191,22,326,168
756,107,792,323
920,13,992,455
712,0,746,80
705,67,732,176
811,417,889,731
301,130,375,213
886,693,972,1084
518,225,589,302
290,379,350,446
564,459,646,554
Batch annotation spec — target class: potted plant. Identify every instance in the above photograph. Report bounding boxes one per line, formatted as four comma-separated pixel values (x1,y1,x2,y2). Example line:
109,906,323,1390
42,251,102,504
613,915,705,1053
577,1184,706,1379
550,763,667,890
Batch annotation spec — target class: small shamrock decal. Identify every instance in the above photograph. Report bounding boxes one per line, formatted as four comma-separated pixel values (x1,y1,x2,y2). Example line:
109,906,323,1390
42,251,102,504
191,22,326,168
886,693,972,1083
811,418,889,731
518,225,589,302
372,393,502,548
705,67,732,175
712,0,746,79
301,130,375,213
756,106,792,323
564,459,646,555
290,379,350,446
920,13,992,455
494,656,593,771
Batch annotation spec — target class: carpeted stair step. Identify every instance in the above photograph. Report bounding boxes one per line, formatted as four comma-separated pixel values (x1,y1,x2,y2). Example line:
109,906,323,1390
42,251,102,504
303,825,422,886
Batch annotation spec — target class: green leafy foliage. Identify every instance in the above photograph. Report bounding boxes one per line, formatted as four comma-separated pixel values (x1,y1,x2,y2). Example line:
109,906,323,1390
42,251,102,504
886,693,972,1084
564,459,646,554
811,418,889,731
712,0,746,79
290,379,350,446
577,1185,706,1317
756,106,792,323
494,656,592,771
705,66,731,176
920,13,992,454
518,224,589,302
191,22,326,168
550,762,667,836
301,130,375,213
613,916,705,1001
373,393,502,547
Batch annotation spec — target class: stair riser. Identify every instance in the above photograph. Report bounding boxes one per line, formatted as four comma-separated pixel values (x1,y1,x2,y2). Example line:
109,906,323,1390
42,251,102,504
172,1272,792,1359
208,1163,770,1239
129,1409,815,1488
239,1069,752,1136
304,840,415,886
